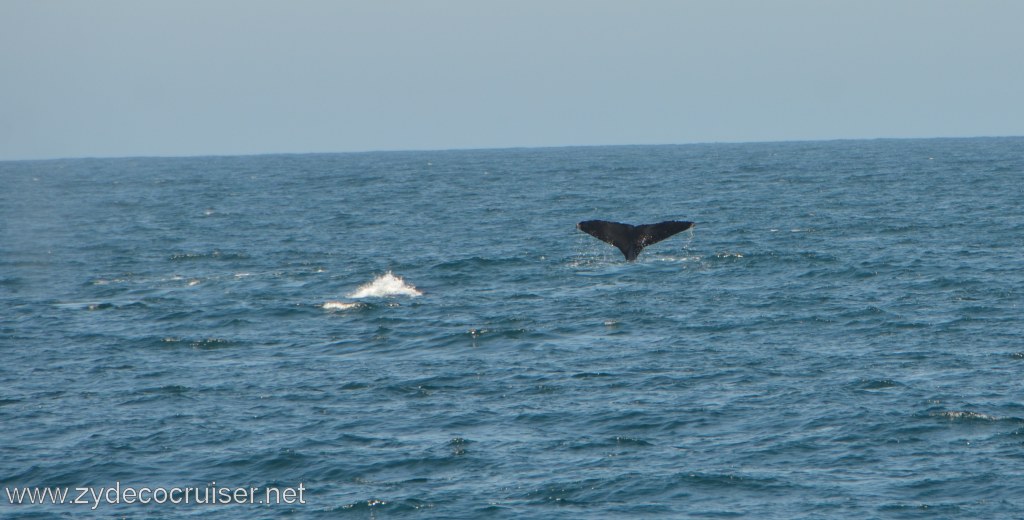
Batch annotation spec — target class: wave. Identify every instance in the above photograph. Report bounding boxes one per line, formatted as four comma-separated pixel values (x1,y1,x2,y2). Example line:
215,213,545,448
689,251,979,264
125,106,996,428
323,301,362,311
168,250,250,262
349,271,422,298
932,410,1000,422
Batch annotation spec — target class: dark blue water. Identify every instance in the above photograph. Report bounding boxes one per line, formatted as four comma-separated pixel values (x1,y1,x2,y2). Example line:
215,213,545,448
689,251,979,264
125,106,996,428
3,138,1024,518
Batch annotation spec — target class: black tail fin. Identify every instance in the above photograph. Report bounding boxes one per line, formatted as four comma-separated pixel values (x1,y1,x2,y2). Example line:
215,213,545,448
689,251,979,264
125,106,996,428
577,220,694,261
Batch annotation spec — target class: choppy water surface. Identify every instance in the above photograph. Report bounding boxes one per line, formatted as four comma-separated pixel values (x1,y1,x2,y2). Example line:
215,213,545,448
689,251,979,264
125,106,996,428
2,138,1024,518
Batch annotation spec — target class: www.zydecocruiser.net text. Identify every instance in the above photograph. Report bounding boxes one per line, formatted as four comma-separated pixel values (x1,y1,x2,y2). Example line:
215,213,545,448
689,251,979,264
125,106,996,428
5,482,306,510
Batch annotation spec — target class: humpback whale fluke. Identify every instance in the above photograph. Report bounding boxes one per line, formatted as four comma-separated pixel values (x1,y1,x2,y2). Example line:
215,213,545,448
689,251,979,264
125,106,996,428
577,220,694,261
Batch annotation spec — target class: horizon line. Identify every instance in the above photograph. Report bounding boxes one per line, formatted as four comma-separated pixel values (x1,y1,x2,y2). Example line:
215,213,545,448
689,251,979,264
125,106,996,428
2,133,1021,163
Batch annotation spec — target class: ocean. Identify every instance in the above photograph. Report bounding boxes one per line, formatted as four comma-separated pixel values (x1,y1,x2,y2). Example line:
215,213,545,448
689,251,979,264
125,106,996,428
2,137,1023,518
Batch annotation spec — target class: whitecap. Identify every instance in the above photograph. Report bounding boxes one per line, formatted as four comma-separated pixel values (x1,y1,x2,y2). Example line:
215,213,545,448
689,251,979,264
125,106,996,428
323,301,361,311
934,410,998,421
349,271,422,298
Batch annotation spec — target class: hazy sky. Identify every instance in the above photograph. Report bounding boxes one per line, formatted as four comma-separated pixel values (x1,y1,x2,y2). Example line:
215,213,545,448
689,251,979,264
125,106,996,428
2,0,1022,160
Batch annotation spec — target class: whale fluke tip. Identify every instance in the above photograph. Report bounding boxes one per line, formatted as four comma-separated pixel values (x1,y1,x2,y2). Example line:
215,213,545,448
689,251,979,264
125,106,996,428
577,220,694,261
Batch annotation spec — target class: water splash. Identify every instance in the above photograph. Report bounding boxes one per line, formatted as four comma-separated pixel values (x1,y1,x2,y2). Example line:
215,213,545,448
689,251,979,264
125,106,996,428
349,271,422,298
323,301,362,311
934,411,998,421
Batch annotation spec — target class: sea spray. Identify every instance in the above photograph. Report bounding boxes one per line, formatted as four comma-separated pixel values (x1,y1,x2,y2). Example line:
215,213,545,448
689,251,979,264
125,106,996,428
349,271,422,298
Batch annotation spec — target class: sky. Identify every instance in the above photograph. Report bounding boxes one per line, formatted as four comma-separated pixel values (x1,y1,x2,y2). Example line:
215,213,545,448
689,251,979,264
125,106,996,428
1,0,1023,160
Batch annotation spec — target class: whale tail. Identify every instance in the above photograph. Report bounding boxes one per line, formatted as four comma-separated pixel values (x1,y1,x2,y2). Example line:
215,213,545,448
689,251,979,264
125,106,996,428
577,220,694,261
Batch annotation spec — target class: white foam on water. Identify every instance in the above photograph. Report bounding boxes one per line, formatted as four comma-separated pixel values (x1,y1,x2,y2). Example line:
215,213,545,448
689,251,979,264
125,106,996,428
653,254,702,263
323,301,362,311
935,411,998,421
349,271,422,298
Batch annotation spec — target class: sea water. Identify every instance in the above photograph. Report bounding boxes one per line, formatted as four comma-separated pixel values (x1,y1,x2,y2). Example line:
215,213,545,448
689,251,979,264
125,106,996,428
2,138,1024,518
